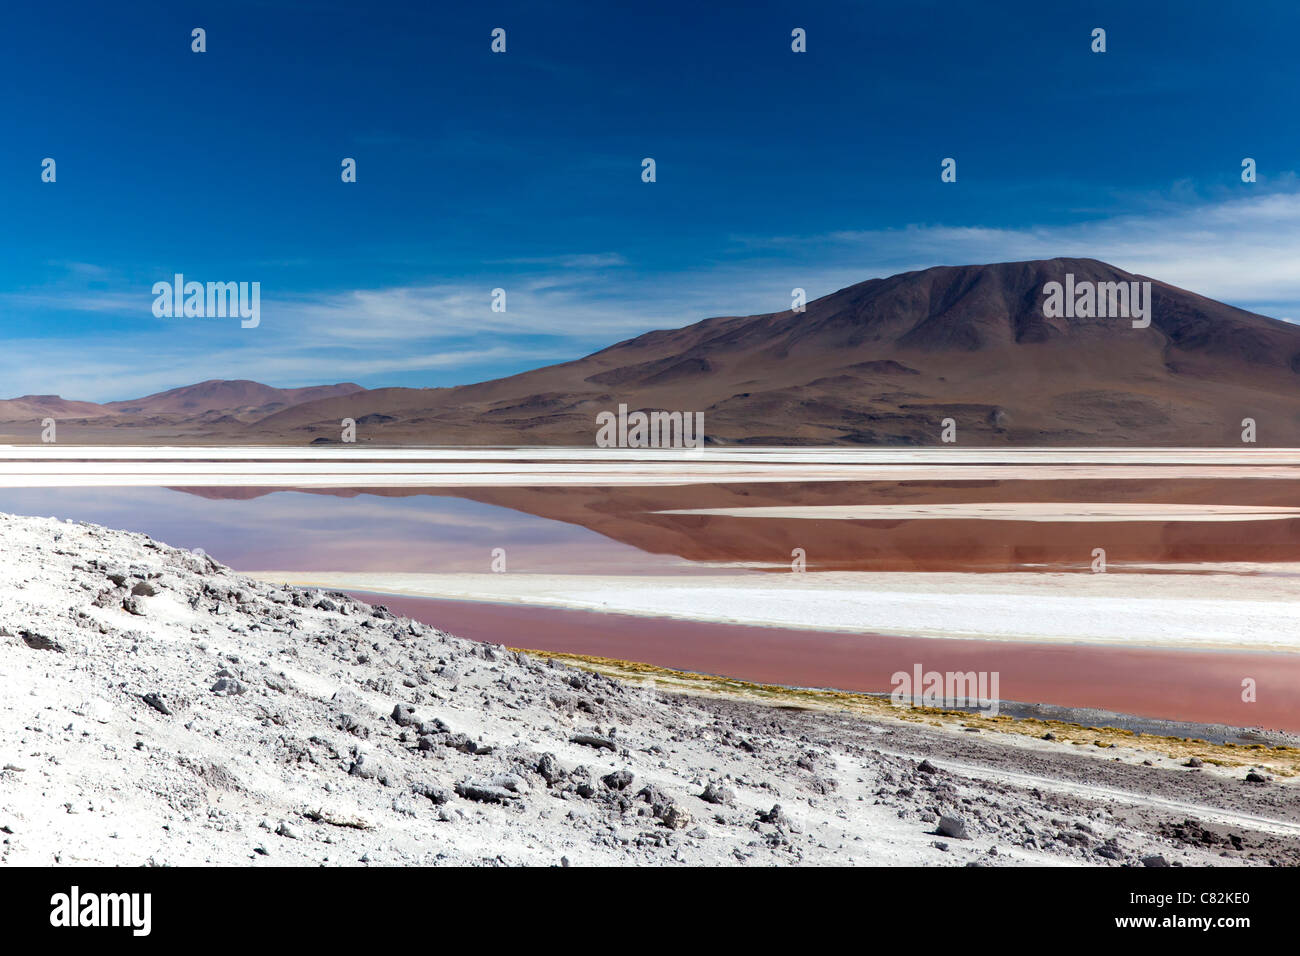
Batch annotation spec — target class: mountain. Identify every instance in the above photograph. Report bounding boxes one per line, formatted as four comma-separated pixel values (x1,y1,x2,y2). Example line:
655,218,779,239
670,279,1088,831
102,380,366,418
0,395,118,420
248,258,1300,445
5,258,1299,445
0,380,367,437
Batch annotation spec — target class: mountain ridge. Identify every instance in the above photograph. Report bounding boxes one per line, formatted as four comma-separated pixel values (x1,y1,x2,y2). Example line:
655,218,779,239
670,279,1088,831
245,257,1300,445
0,380,366,427
4,258,1299,444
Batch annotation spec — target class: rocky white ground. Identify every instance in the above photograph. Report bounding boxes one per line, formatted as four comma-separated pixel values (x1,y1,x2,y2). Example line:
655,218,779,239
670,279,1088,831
1,512,1295,867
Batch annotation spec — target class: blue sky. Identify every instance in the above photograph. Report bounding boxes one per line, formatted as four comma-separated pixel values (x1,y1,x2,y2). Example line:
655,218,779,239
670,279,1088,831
3,0,1300,400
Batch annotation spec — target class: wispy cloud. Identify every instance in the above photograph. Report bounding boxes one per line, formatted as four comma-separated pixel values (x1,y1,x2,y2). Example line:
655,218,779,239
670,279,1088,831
6,187,1300,401
733,187,1300,318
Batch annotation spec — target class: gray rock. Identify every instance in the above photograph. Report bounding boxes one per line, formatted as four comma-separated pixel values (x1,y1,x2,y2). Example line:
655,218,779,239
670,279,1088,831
489,773,526,793
537,753,566,786
275,820,300,840
439,733,492,755
455,779,520,804
1095,842,1124,860
661,803,691,830
210,677,246,696
635,784,671,813
20,630,63,652
602,769,634,791
391,704,418,727
699,781,735,805
141,692,172,716
807,775,837,794
347,755,390,786
410,781,452,805
938,814,970,840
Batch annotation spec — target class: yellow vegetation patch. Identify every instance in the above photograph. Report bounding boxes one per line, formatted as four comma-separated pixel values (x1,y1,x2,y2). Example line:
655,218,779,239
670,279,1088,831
517,648,1300,778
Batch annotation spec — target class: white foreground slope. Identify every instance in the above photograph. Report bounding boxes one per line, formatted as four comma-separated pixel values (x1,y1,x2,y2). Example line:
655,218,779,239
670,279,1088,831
0,512,1275,866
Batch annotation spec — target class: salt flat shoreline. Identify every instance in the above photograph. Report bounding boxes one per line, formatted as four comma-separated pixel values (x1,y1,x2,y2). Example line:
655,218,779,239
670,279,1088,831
247,570,1300,653
4,511,1298,867
0,445,1299,487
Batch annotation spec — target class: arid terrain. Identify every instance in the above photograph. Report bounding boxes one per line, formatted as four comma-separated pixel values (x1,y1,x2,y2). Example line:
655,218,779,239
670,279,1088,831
5,258,1300,446
2,512,1298,866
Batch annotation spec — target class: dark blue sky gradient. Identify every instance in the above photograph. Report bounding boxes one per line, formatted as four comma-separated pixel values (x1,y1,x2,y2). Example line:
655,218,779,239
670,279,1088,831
1,1,1296,398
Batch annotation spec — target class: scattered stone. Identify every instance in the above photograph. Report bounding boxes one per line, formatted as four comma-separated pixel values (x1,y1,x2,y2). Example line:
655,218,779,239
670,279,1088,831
938,815,971,840
210,677,246,696
455,779,521,804
602,769,635,791
20,630,63,652
699,781,736,805
347,755,390,786
537,753,566,786
141,692,172,716
410,781,452,805
661,804,691,830
437,733,493,755
1095,842,1124,861
416,717,449,736
303,809,371,830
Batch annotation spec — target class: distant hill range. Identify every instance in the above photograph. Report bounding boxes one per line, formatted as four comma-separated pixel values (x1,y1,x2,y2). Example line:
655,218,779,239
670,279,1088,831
6,258,1300,445
0,381,365,433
